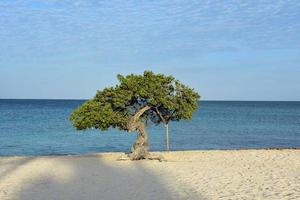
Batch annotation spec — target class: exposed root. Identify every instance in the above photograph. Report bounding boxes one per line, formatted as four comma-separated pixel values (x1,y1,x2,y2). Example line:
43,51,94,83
145,154,167,162
116,156,131,161
117,153,167,162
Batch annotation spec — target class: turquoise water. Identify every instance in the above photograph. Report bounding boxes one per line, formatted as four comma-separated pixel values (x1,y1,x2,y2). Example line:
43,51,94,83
0,100,299,156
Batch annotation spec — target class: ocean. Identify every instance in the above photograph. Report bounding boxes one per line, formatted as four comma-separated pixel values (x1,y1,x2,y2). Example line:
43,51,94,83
0,99,299,156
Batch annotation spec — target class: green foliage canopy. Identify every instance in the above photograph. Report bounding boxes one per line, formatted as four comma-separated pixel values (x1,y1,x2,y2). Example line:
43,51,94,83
69,71,200,131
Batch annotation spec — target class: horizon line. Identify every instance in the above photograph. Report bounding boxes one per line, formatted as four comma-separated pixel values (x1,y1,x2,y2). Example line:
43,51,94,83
0,98,299,102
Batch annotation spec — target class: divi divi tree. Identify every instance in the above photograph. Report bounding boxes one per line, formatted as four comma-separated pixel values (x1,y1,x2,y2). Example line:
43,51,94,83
69,71,200,160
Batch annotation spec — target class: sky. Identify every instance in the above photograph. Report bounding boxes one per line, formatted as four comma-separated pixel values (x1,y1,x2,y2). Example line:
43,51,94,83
0,0,300,100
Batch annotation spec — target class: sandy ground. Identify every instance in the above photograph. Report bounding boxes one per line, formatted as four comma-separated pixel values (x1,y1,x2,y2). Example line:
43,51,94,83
0,150,299,200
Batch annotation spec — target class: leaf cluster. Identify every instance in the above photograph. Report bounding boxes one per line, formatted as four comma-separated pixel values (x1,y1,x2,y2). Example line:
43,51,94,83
69,71,200,131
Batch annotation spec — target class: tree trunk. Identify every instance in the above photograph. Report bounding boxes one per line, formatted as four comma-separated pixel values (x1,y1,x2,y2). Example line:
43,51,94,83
129,121,149,160
127,105,151,160
165,123,170,151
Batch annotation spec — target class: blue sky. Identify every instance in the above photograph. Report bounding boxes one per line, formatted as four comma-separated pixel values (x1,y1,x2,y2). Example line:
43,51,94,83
0,0,300,100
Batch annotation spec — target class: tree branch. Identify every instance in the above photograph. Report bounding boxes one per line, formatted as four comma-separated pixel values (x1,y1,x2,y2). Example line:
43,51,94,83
127,105,151,131
155,107,167,125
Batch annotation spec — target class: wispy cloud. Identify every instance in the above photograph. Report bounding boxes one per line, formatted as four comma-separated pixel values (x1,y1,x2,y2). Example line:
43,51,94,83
0,0,300,63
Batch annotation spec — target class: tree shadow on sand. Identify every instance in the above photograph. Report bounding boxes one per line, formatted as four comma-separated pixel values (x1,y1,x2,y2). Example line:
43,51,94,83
0,157,36,180
1,154,207,200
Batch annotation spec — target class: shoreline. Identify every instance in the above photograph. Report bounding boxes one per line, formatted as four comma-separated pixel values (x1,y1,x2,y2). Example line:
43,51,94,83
1,147,299,158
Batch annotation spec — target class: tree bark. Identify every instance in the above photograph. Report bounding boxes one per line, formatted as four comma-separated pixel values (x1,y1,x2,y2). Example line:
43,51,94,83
129,121,149,160
165,123,170,151
127,105,151,160
154,107,170,151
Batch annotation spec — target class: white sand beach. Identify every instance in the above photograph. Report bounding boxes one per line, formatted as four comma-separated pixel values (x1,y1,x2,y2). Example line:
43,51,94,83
0,149,299,200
